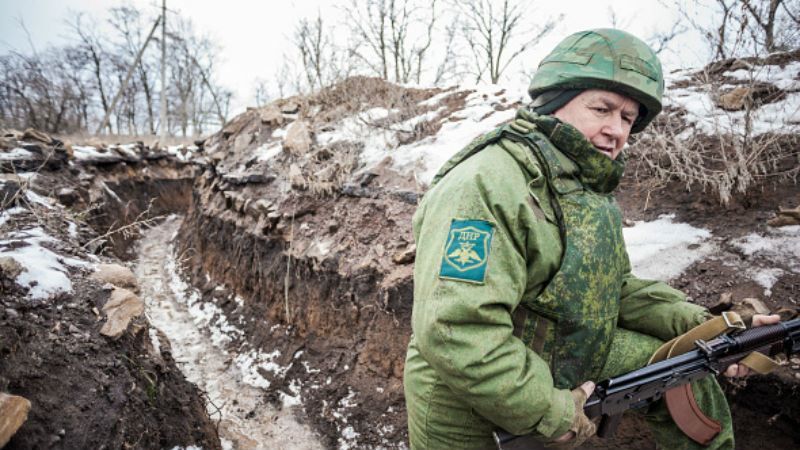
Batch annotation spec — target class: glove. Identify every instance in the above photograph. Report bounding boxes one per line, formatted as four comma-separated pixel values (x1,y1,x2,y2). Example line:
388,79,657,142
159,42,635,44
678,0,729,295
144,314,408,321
546,385,597,449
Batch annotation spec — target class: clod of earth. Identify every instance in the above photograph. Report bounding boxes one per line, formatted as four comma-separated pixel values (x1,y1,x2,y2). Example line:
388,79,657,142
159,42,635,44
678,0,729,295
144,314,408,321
0,393,31,447
768,206,800,227
100,287,145,339
90,263,140,294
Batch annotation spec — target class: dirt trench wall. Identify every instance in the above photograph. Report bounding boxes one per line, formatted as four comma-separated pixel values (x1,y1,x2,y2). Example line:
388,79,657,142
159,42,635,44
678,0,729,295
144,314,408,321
83,160,196,259
176,167,416,446
0,144,221,449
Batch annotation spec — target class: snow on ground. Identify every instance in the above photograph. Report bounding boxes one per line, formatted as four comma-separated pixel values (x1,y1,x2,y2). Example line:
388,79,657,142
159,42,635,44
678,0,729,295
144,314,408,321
314,83,527,186
387,84,527,185
731,225,800,296
665,59,800,136
137,216,323,450
165,144,200,162
623,215,799,297
624,214,715,281
0,147,36,160
71,145,118,161
0,226,90,299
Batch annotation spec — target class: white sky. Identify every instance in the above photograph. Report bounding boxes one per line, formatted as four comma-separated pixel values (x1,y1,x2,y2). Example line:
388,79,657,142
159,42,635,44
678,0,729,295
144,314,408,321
0,0,715,114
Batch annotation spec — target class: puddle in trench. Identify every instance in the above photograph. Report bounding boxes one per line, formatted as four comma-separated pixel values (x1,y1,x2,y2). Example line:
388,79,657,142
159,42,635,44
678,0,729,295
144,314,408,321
135,215,323,450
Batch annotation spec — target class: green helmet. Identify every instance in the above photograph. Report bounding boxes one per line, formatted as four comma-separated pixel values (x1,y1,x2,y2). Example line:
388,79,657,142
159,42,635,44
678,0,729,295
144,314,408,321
529,28,664,133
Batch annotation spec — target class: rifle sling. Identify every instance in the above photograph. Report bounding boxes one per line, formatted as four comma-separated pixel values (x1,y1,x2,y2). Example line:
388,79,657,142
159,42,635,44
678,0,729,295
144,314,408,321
648,312,745,446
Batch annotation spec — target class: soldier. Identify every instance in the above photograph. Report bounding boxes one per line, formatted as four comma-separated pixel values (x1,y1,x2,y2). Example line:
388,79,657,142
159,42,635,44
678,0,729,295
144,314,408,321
404,28,779,449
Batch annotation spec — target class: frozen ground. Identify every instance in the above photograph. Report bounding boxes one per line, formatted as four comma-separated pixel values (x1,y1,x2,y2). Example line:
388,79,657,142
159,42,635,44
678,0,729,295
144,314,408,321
135,215,324,450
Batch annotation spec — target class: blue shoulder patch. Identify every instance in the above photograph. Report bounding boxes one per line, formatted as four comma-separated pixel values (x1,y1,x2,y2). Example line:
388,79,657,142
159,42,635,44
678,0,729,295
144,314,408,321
439,219,494,284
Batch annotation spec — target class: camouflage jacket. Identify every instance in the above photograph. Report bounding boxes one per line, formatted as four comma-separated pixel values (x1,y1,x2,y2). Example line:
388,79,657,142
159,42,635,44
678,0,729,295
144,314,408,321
404,108,709,446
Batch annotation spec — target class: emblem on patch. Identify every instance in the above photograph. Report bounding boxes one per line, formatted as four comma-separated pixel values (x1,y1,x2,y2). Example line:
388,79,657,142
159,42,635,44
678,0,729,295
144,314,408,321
439,219,494,283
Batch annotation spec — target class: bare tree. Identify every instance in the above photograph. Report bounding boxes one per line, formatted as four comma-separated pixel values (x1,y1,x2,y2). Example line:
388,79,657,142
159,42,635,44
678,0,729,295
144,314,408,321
293,12,348,91
109,5,158,134
670,0,800,60
1,4,232,136
456,0,560,84
607,6,634,29
647,18,688,55
741,0,800,52
344,0,439,84
69,13,114,133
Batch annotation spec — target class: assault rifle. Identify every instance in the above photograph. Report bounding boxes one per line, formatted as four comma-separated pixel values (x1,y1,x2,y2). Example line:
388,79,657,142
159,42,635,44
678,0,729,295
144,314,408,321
494,318,800,450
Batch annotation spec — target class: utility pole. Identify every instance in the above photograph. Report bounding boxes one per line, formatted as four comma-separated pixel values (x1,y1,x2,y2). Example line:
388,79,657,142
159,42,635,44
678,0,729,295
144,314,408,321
159,0,167,140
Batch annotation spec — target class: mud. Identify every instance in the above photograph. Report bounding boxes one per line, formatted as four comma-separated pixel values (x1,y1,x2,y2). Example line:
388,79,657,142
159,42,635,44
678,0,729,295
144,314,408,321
0,143,220,449
176,184,413,448
0,279,220,449
136,215,324,449
3,71,800,449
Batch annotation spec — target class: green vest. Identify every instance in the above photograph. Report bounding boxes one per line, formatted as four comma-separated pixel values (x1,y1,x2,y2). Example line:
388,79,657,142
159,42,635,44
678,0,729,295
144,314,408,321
436,109,628,389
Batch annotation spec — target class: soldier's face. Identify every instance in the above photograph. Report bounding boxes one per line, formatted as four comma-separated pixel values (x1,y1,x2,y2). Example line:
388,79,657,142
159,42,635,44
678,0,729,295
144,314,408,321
553,89,639,160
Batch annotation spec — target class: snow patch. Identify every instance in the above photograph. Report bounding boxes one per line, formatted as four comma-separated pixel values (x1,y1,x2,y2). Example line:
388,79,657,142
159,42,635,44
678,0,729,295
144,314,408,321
748,267,785,297
0,147,35,160
255,142,283,162
387,84,525,185
624,214,714,281
0,227,89,299
0,206,25,227
666,61,800,136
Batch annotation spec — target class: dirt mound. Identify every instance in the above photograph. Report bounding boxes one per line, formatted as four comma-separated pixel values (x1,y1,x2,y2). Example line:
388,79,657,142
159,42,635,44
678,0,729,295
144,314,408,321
178,72,800,449
0,133,219,449
2,63,800,449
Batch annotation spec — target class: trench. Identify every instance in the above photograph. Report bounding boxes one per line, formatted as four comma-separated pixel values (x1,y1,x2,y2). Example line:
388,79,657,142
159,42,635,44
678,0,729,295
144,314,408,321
96,169,799,450
135,215,324,450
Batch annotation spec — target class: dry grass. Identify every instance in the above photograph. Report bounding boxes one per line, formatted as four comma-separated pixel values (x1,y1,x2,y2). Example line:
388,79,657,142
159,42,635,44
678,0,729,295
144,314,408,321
627,105,800,206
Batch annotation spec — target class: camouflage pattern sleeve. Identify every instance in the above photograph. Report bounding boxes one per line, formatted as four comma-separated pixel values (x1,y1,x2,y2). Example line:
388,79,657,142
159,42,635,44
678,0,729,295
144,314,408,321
410,144,574,438
617,270,711,341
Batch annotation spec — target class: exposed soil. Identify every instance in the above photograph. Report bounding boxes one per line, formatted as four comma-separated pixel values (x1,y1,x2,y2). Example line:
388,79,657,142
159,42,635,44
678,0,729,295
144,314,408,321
0,144,220,449
0,277,220,450
2,71,800,450
136,216,324,449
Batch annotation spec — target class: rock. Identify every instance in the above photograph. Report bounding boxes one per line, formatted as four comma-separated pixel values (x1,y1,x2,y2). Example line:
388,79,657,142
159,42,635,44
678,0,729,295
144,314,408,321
100,287,145,339
0,256,23,279
1,129,23,140
716,83,783,111
0,392,32,448
717,87,750,111
393,244,416,264
283,120,312,156
90,263,139,293
56,187,79,206
232,132,254,154
22,128,53,144
61,142,74,159
767,206,800,227
708,292,733,314
289,163,306,189
250,199,274,216
739,297,771,315
259,105,284,126
280,100,300,114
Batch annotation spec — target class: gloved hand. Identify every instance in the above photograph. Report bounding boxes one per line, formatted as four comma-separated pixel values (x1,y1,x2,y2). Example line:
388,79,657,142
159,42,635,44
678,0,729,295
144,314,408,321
547,381,597,449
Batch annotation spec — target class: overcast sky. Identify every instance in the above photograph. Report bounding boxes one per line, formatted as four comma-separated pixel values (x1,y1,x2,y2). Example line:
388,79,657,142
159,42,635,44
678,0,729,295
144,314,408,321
0,0,714,114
